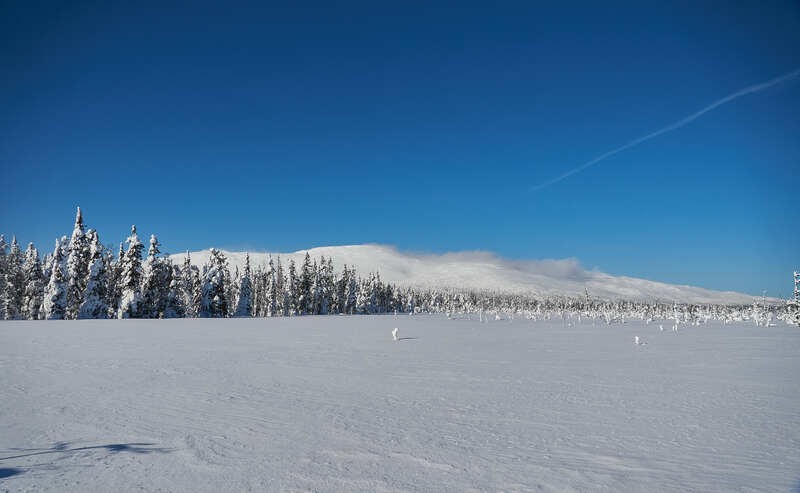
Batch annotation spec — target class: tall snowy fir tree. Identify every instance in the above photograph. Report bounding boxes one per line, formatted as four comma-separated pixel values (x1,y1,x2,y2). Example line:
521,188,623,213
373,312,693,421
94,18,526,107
286,259,298,316
200,248,229,318
789,271,800,326
65,207,90,320
309,257,323,315
163,263,186,319
298,252,314,315
118,226,144,319
274,257,285,316
266,257,279,317
321,256,335,315
3,236,25,319
176,253,200,318
355,275,373,314
42,240,67,320
251,264,265,317
22,243,44,320
226,266,239,317
141,235,170,318
332,264,345,314
0,235,7,315
189,262,202,317
234,253,253,317
103,243,125,319
78,230,109,319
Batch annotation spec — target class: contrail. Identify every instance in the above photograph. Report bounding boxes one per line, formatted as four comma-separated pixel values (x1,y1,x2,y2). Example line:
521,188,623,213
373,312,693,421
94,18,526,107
531,68,800,192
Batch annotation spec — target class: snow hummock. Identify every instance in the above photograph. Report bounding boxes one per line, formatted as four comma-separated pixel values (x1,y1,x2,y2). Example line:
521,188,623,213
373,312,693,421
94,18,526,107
172,244,759,304
2,316,799,491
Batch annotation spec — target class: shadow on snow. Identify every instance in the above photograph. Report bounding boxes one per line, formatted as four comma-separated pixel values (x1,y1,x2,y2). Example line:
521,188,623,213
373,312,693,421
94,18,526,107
0,468,23,479
0,441,172,464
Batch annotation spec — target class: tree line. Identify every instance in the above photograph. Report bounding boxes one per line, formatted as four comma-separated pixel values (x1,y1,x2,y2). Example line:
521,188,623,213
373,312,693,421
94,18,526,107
0,208,421,320
1,207,796,325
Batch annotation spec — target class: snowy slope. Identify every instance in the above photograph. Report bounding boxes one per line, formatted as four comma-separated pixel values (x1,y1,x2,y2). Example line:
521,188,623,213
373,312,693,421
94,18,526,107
171,244,758,304
2,316,799,492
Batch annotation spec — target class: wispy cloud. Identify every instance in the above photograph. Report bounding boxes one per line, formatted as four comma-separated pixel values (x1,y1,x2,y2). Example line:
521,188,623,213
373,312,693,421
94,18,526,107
531,68,800,192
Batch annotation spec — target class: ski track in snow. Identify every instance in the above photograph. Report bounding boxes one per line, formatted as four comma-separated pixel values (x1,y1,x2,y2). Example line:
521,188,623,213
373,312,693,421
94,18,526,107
1,316,799,492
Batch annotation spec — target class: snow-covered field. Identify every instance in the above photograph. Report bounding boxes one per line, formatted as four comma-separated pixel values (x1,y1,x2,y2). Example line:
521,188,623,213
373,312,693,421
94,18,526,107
1,316,798,492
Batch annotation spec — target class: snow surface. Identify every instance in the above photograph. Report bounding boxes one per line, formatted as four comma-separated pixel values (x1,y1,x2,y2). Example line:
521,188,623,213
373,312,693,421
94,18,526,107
2,316,799,492
171,245,761,304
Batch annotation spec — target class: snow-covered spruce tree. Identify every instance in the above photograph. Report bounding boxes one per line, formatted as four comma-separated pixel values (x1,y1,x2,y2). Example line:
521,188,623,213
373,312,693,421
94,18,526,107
260,264,270,317
78,230,109,319
65,207,90,320
264,257,282,317
234,253,253,317
405,289,415,314
140,235,171,318
162,263,186,319
346,268,358,315
788,271,800,326
355,275,370,314
332,264,346,314
3,236,25,319
272,257,284,316
103,243,125,318
298,252,313,315
42,240,67,320
41,255,52,287
227,265,239,317
322,256,335,314
118,226,144,319
374,274,385,313
50,236,69,277
250,265,263,317
176,253,198,317
189,264,202,317
0,235,7,315
200,248,229,318
309,258,321,315
286,259,298,316
22,243,44,320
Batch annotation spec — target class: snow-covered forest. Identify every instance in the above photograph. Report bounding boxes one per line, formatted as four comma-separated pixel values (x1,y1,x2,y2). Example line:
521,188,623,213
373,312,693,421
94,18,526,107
1,208,797,325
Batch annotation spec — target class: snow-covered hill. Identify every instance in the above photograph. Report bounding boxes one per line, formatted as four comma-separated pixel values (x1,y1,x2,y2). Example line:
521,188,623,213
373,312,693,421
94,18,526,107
171,244,758,304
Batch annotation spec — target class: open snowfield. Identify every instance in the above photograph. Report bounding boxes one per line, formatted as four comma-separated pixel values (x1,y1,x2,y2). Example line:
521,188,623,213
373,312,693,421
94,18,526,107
1,315,799,492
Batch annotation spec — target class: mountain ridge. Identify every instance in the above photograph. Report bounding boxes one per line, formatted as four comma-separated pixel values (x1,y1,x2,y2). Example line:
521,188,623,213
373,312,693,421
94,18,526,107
170,244,762,305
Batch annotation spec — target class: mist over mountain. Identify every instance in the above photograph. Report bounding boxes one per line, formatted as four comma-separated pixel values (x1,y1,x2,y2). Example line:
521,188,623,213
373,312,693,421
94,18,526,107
172,244,758,305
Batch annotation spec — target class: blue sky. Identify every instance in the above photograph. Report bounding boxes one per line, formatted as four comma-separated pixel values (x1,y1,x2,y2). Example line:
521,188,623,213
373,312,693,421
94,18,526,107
1,1,798,297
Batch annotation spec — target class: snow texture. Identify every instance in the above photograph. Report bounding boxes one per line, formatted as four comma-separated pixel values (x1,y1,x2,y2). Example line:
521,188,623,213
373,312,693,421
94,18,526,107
173,245,761,304
1,316,798,492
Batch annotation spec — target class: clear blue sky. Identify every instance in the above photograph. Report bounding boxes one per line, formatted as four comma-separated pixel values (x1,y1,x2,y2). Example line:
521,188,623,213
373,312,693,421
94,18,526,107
1,1,798,297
